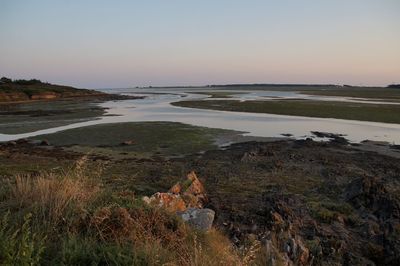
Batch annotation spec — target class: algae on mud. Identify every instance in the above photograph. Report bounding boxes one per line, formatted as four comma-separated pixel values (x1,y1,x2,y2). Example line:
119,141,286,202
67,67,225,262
172,99,400,124
300,87,400,101
29,122,237,158
204,84,400,101
0,100,107,134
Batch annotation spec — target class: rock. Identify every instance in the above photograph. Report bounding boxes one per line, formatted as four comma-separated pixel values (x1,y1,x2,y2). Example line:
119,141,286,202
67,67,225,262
184,171,206,195
30,92,58,100
177,208,215,231
121,140,135,146
271,211,284,227
7,141,17,146
16,138,28,144
40,140,50,146
168,171,208,208
284,237,309,265
142,196,151,204
143,171,213,230
168,183,182,194
344,175,400,220
296,239,310,265
28,139,42,145
142,192,186,212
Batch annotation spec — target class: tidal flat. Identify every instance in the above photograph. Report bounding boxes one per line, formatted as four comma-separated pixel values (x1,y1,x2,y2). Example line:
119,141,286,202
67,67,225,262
1,120,400,264
172,99,400,124
0,99,107,134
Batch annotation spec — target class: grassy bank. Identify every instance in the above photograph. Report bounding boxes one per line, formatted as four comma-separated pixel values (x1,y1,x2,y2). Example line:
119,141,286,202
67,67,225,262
188,91,242,98
189,85,400,101
300,87,400,101
0,100,107,134
173,99,400,124
30,122,236,158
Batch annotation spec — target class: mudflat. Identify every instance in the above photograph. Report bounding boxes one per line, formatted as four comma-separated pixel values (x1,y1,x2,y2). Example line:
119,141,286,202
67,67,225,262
173,99,400,124
1,121,399,264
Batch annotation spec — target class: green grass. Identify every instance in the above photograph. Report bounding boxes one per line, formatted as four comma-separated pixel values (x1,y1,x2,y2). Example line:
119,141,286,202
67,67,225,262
30,122,235,158
173,99,400,124
0,100,106,134
188,91,242,98
301,88,400,101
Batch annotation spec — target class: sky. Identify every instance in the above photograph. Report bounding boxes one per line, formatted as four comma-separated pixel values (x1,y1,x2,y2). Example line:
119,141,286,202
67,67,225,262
0,0,399,88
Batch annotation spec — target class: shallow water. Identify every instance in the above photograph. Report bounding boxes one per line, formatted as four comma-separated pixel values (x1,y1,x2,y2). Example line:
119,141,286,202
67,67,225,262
1,88,400,144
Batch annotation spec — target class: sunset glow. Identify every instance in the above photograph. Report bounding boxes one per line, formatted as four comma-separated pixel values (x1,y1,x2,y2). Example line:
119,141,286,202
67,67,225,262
1,0,399,88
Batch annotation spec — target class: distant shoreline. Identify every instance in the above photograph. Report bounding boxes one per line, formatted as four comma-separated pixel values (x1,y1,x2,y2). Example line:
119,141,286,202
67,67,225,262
0,77,141,104
134,83,397,89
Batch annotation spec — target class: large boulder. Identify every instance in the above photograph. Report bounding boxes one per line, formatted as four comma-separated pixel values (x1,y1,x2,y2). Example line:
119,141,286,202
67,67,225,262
177,208,215,231
144,171,208,211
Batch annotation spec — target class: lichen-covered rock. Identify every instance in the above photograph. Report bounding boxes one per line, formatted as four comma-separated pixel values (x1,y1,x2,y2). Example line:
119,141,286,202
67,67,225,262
168,183,182,194
184,171,206,195
177,208,215,231
143,171,214,230
167,171,208,208
142,192,186,212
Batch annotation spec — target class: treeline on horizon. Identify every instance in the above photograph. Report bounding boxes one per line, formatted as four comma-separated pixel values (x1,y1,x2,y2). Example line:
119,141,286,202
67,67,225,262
207,83,400,89
143,83,400,89
2,76,399,89
0,76,47,86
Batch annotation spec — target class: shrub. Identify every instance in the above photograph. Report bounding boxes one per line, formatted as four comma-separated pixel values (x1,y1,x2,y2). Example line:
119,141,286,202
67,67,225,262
0,77,12,84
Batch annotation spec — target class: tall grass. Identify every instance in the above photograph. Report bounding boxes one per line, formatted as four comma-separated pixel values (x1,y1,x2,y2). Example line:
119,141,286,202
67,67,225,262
0,157,250,265
0,212,45,266
3,156,99,231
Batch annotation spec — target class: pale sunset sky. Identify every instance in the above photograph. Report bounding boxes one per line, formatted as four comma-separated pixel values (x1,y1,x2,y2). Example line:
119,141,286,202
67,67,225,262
0,0,399,88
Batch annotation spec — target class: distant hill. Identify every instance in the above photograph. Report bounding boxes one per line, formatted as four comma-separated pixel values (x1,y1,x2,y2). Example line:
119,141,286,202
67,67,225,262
0,77,105,103
387,84,400,89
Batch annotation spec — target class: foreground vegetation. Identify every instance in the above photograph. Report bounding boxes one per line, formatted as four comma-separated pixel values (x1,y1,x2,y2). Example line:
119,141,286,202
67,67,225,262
0,159,249,265
173,99,400,124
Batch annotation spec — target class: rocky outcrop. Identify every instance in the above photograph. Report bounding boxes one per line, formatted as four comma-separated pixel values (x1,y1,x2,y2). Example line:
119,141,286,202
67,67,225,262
0,92,29,102
177,208,215,231
143,171,214,231
344,175,400,220
142,192,186,212
30,92,58,100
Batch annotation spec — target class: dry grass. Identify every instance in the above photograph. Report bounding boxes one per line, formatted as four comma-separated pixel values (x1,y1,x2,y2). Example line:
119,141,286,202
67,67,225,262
89,205,243,265
11,174,98,223
0,156,253,265
2,156,100,229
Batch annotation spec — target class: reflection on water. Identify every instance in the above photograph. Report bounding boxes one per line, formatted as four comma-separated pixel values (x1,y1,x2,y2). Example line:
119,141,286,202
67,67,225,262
1,88,400,144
